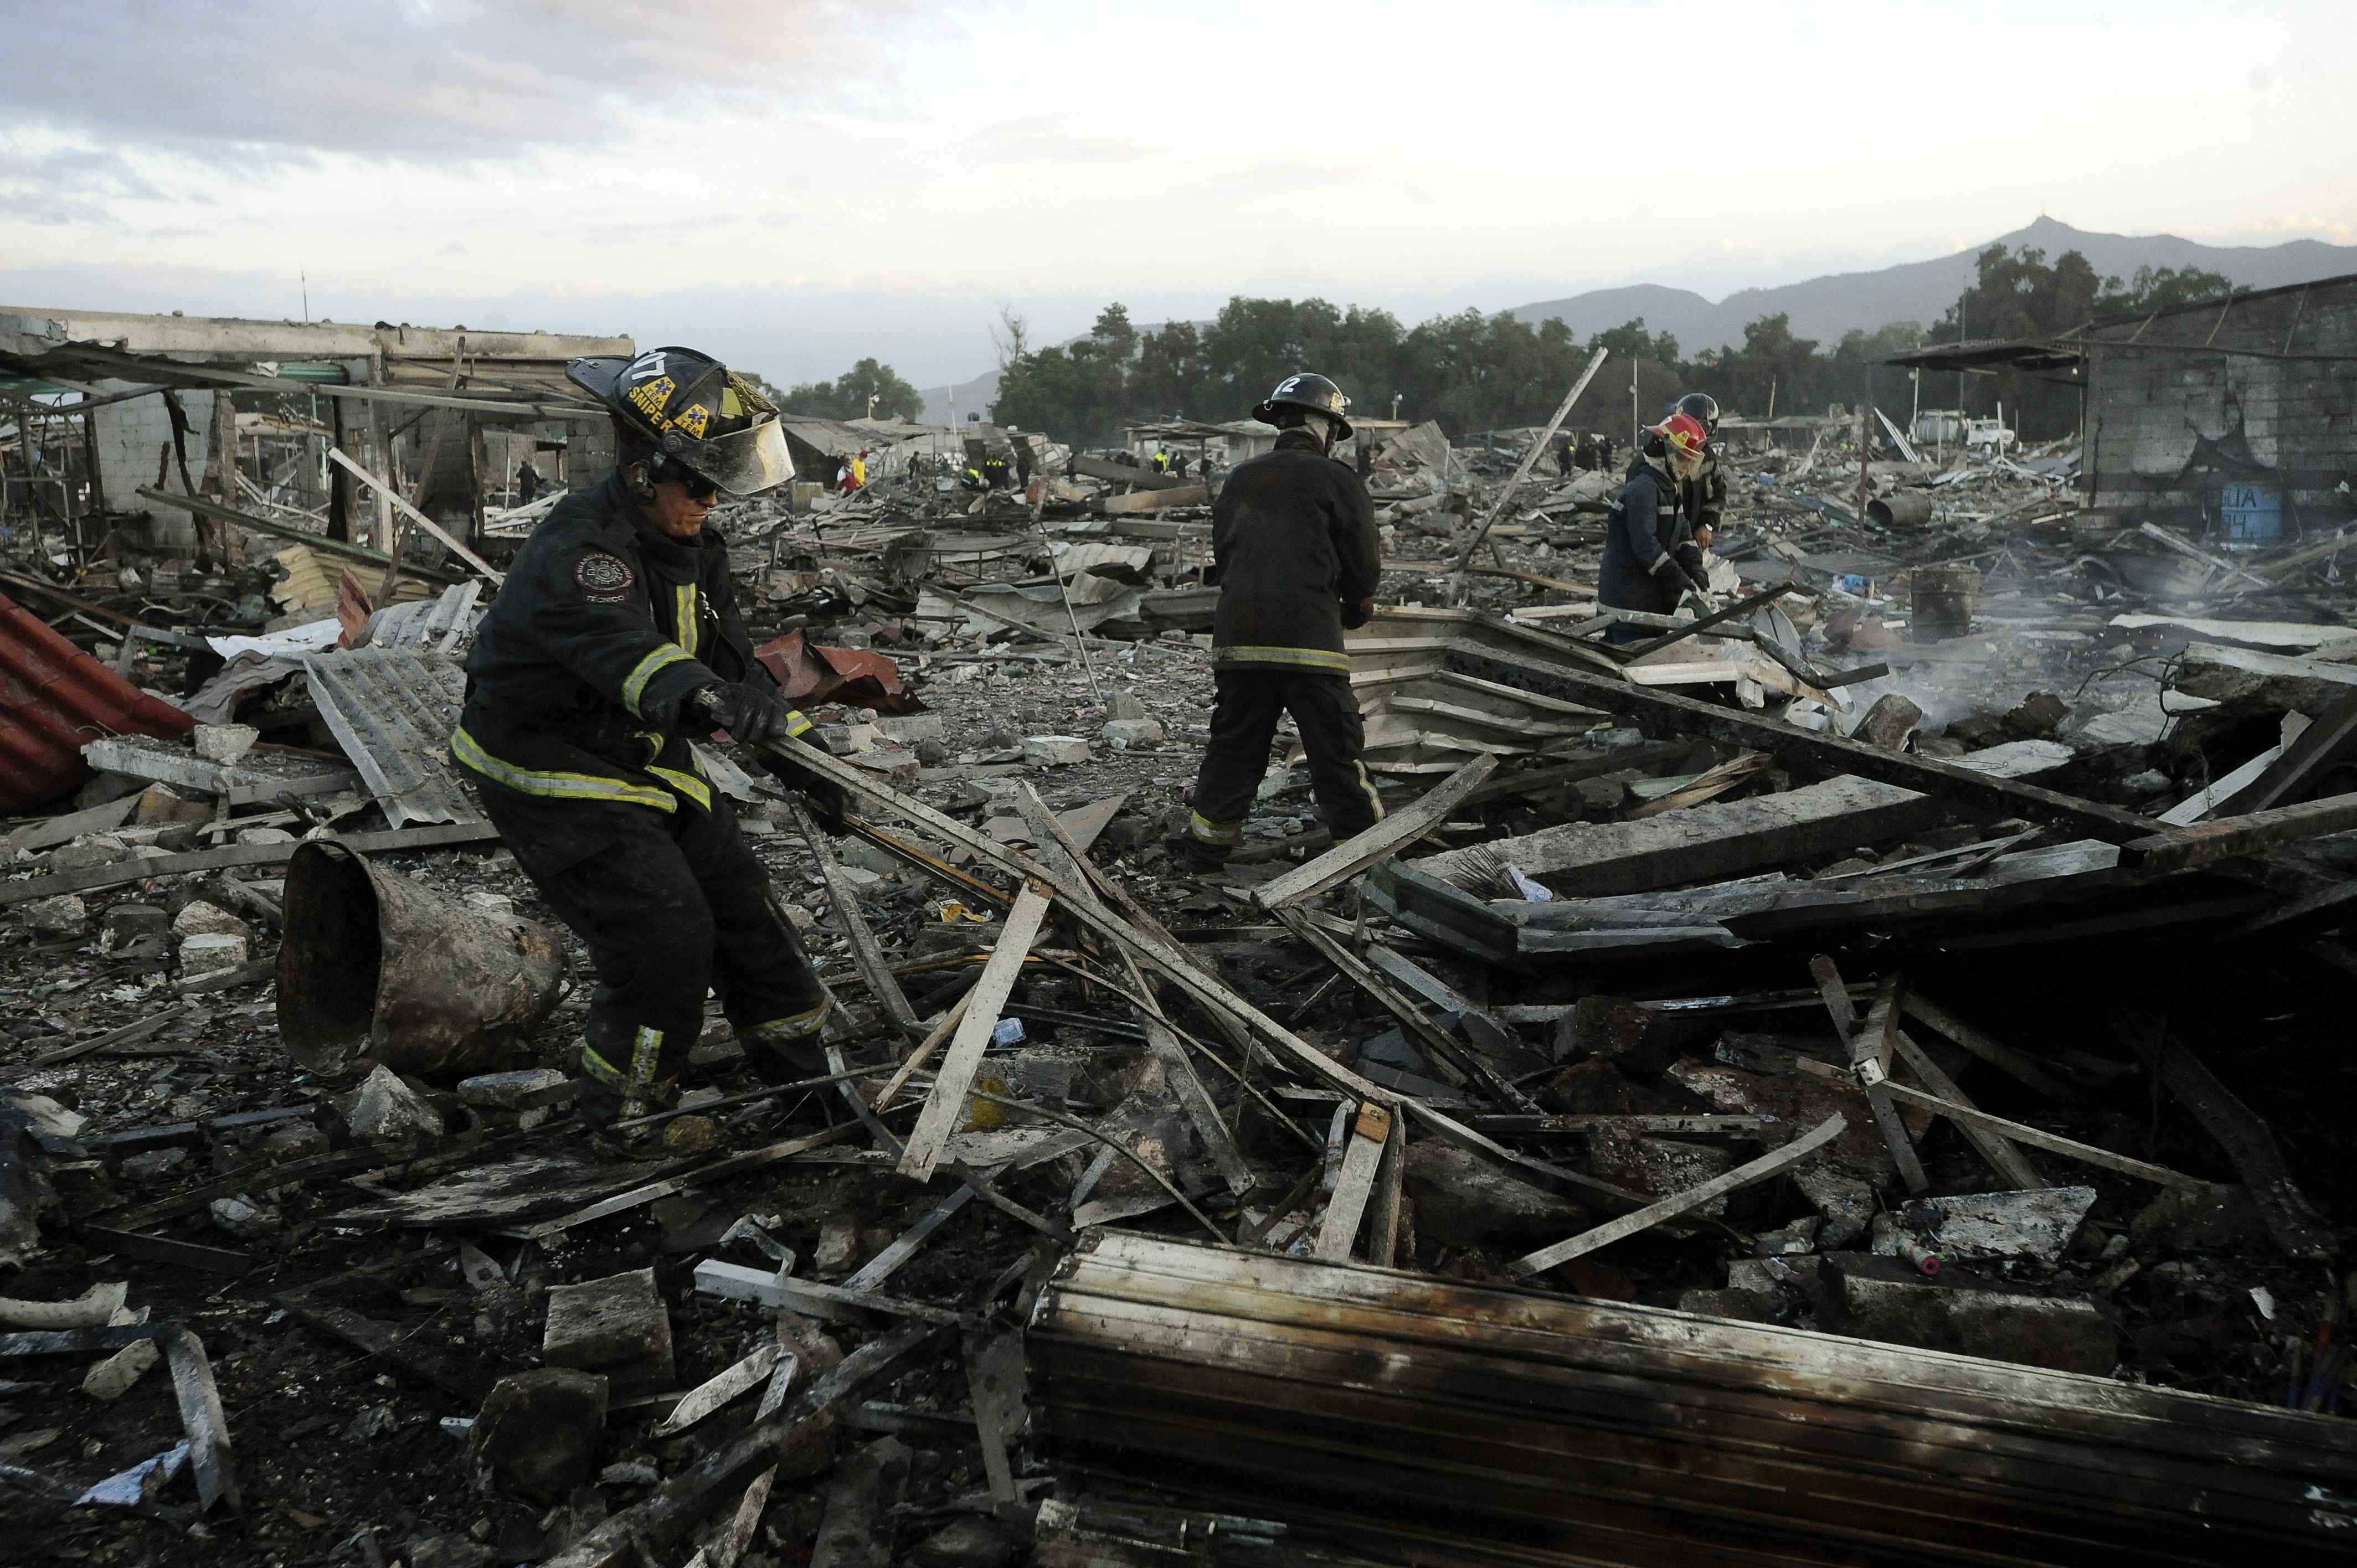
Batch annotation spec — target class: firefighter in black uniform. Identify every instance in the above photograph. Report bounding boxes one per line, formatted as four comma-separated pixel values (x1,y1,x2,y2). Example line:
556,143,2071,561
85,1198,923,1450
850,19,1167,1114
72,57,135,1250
1672,392,1727,555
1598,409,1713,644
1181,373,1383,866
453,346,844,1130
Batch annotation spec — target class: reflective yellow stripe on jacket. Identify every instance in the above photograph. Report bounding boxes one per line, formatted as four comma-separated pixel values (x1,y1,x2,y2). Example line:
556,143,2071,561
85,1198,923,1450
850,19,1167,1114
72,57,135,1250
451,725,678,812
621,644,693,719
1211,644,1351,674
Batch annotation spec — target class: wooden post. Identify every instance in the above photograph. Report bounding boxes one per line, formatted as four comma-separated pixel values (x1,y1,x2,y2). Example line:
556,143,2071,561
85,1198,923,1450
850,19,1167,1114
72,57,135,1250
467,419,487,553
368,401,397,554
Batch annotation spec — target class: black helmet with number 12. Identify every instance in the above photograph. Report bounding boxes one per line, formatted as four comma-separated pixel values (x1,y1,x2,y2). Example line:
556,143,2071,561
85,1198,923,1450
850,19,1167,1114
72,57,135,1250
1675,391,1722,436
1251,373,1354,439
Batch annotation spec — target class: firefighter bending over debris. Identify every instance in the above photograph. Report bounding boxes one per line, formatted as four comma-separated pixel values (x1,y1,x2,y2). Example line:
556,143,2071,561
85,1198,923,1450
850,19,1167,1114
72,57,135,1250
452,346,845,1134
1598,408,1714,644
1181,373,1383,869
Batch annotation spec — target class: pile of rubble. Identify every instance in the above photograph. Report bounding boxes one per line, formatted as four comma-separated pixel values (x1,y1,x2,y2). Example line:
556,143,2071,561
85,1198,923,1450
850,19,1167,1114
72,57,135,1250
3,411,2356,1567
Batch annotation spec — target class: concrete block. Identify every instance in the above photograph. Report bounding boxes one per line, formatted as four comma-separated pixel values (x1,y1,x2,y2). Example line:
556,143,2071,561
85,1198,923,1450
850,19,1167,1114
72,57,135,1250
1675,1287,1782,1323
133,785,212,826
100,904,169,950
818,723,884,755
81,1338,162,1401
456,1069,569,1110
957,776,1023,811
471,1368,608,1498
341,1064,446,1143
1587,1128,1733,1219
849,745,922,786
1827,1254,2114,1373
17,891,88,929
1404,1143,1588,1251
193,724,260,765
177,931,250,975
543,1268,675,1393
875,713,945,744
1100,718,1164,749
1109,692,1149,721
1022,735,1092,767
172,900,250,939
47,837,133,870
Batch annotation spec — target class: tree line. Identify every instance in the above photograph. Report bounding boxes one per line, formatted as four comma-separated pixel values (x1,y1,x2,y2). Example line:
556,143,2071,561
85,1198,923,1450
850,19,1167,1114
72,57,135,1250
767,245,2234,451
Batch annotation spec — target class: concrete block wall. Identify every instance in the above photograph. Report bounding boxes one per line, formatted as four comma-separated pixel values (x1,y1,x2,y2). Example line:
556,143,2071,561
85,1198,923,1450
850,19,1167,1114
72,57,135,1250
93,385,213,546
2085,281,2357,534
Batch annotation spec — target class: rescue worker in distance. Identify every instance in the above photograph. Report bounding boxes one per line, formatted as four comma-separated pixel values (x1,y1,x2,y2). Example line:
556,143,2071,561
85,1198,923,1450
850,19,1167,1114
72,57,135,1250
1182,373,1384,866
452,345,843,1131
1598,409,1713,643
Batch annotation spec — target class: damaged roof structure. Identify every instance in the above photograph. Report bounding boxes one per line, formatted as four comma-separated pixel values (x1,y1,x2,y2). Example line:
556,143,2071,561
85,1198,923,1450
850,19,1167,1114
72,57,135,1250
3,292,2357,1568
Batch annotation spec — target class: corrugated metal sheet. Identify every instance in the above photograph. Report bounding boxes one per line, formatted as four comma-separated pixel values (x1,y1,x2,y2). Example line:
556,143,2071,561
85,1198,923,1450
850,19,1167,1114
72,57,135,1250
0,589,195,812
1031,1231,2357,1568
303,647,481,829
362,581,481,652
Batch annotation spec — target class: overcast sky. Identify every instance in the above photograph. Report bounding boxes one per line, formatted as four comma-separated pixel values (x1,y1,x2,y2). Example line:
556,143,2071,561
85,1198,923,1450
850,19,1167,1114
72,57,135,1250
4,0,2350,392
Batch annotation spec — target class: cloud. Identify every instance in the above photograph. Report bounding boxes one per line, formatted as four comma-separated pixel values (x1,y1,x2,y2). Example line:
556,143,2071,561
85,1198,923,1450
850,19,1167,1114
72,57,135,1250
6,1,940,166
974,114,1157,163
0,146,177,228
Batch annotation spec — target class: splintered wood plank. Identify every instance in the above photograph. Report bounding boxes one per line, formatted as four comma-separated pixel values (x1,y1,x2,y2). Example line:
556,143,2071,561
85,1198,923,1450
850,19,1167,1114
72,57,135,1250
790,800,917,1032
1253,753,1496,911
897,883,1053,1180
1510,1114,1847,1277
1889,1028,2044,1189
1814,960,1927,1195
162,1328,240,1514
1366,1101,1407,1267
1899,993,2081,1101
1313,1103,1393,1262
1410,775,1939,898
1147,1021,1255,1198
1871,1081,2212,1189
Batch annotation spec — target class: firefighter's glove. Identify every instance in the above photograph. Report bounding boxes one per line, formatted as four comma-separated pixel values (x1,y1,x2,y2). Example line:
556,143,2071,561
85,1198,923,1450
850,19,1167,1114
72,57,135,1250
704,680,797,747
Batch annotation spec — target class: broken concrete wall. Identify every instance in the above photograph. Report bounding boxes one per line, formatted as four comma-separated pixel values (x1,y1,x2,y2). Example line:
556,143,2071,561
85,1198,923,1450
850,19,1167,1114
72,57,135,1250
92,386,214,549
2083,275,2357,537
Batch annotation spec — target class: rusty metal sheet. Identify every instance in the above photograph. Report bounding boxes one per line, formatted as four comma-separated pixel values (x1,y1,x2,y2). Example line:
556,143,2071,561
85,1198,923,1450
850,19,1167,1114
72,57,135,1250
302,647,480,829
754,629,923,715
0,589,195,812
1030,1231,2357,1567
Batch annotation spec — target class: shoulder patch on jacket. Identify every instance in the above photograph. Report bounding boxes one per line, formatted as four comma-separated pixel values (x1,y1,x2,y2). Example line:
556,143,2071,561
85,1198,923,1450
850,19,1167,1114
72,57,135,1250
574,551,635,602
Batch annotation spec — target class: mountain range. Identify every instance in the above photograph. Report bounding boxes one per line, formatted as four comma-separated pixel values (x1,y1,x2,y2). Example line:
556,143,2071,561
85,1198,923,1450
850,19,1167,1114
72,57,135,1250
1504,216,2357,354
919,218,2357,424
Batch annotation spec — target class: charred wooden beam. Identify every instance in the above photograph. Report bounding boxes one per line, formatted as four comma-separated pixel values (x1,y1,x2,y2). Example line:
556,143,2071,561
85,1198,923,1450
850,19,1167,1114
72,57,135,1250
1031,1232,2357,1567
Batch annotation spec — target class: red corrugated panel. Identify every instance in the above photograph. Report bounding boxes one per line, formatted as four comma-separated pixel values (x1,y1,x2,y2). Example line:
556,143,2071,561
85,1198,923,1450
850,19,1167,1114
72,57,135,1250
0,590,196,813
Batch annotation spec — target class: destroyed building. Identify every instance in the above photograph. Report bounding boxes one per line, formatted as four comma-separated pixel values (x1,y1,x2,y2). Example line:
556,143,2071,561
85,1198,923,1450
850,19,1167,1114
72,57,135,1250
3,306,2357,1567
1894,269,2357,545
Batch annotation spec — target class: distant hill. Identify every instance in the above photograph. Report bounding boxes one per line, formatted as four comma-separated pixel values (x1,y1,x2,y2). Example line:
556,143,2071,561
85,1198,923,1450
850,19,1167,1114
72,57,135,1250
917,367,999,430
920,221,2357,420
1504,216,2357,352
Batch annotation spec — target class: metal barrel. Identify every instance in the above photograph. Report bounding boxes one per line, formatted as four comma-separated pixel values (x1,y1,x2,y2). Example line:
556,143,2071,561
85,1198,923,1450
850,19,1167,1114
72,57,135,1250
275,838,566,1080
1865,492,1934,528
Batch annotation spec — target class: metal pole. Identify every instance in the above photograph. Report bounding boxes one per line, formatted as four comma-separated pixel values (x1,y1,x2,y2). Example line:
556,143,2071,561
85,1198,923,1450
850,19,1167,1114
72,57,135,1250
1449,348,1610,597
